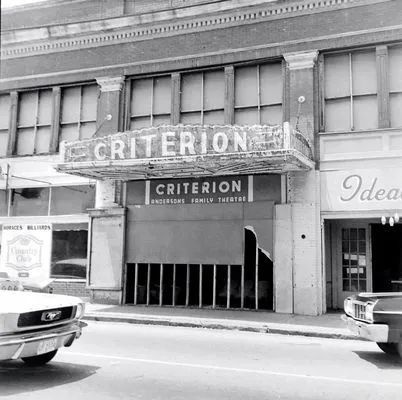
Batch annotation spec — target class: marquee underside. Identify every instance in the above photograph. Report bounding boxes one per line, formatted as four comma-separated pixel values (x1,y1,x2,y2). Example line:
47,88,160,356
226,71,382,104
56,149,315,180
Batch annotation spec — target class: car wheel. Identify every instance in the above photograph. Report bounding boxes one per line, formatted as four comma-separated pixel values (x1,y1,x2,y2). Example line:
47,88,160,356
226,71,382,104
21,350,58,366
376,342,399,355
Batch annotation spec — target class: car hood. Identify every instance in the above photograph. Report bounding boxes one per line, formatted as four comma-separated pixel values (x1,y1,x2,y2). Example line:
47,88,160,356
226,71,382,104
355,292,402,301
0,290,83,313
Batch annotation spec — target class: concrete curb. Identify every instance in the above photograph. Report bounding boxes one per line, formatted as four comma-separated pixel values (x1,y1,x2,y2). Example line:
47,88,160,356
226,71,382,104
83,313,362,341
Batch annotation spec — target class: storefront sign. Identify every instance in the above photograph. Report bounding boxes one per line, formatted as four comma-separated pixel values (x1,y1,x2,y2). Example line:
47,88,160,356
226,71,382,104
63,125,284,163
0,224,52,282
321,168,402,212
146,176,253,205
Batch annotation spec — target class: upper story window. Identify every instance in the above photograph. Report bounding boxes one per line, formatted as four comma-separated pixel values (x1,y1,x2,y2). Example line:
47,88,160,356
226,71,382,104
389,45,402,128
0,83,98,157
0,94,10,157
60,84,98,142
234,63,283,125
17,89,53,155
180,69,224,124
129,76,171,129
323,44,402,132
324,50,377,132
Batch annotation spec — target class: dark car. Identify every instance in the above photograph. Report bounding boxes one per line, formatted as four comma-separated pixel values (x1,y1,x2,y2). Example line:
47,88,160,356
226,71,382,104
343,292,402,358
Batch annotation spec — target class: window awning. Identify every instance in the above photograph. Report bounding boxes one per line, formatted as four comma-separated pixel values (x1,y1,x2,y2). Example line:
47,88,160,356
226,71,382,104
55,124,315,180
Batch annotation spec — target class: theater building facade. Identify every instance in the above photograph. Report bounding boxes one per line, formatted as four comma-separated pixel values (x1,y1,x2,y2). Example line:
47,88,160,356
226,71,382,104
1,0,402,315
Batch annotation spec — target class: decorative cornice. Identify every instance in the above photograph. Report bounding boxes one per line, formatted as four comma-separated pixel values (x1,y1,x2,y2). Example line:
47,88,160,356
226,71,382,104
96,76,125,92
284,50,318,70
0,0,390,60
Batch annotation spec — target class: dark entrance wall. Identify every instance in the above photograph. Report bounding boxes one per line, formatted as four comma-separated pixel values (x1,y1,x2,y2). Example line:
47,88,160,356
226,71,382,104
125,175,280,265
372,224,402,292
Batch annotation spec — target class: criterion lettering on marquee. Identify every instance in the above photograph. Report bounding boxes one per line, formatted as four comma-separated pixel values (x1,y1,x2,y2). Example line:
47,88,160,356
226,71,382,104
63,125,284,162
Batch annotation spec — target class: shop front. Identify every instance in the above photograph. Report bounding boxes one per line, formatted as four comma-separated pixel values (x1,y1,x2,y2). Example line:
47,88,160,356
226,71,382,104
57,123,316,311
321,167,402,309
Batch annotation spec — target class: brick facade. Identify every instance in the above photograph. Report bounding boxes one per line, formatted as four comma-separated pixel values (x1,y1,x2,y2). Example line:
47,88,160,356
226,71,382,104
1,0,401,314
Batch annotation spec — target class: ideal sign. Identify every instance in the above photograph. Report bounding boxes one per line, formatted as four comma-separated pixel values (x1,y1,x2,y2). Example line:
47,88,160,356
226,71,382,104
62,125,284,163
0,224,52,283
146,176,253,205
321,169,402,212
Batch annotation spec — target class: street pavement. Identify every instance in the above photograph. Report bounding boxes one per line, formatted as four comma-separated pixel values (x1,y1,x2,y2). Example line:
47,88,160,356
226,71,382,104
83,303,357,340
1,321,401,400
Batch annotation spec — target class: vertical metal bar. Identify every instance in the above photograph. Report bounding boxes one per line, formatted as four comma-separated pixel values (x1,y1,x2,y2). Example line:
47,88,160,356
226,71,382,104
200,72,204,125
172,264,176,306
134,263,138,305
34,91,39,154
226,265,231,309
159,263,163,307
47,186,52,216
78,86,83,139
257,65,261,124
241,264,244,309
212,264,216,309
199,264,202,308
349,53,354,130
255,246,259,310
146,263,150,306
51,87,61,153
186,264,190,307
150,78,154,126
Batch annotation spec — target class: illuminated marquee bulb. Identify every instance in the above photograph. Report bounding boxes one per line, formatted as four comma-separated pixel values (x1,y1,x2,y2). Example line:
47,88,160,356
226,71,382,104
381,216,386,225
390,217,395,227
395,213,400,223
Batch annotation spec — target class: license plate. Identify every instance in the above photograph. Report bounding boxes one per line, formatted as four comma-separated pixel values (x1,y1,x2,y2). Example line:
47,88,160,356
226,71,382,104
37,338,58,355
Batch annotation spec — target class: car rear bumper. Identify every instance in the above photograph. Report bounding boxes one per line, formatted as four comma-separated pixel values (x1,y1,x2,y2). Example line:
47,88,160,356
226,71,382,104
0,320,87,361
342,314,389,342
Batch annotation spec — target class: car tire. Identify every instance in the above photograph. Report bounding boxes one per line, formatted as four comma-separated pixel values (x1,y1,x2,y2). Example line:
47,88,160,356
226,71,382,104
376,342,399,355
21,350,58,366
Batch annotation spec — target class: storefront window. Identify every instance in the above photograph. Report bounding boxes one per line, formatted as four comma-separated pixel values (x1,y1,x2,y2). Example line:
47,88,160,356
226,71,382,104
234,63,282,125
60,84,98,142
130,76,171,129
324,50,377,131
51,229,87,280
0,94,10,157
10,187,50,216
389,45,402,128
50,185,95,215
16,89,53,155
180,70,224,124
342,228,367,292
8,185,94,216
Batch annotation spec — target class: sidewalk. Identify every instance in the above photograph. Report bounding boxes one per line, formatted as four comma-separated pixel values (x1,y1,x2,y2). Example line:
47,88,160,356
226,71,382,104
83,303,360,341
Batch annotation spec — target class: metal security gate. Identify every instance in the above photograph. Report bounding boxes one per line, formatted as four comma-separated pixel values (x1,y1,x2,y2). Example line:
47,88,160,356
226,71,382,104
125,262,273,310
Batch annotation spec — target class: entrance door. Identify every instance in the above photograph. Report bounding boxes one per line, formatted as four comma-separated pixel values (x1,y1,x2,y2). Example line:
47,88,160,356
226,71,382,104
335,222,372,308
371,224,402,292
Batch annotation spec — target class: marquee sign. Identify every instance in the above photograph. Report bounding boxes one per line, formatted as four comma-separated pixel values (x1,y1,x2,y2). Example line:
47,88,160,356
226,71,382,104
62,124,284,162
146,176,252,205
0,224,52,283
56,124,314,180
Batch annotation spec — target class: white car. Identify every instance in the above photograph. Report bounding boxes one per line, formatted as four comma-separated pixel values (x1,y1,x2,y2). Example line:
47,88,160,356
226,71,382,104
0,282,86,366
